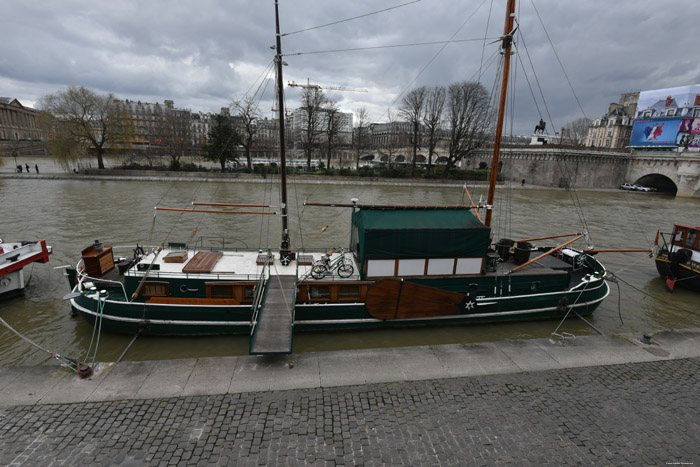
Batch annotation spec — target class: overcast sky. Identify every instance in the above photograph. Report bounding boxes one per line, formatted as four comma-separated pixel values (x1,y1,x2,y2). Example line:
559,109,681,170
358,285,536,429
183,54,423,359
3,0,699,135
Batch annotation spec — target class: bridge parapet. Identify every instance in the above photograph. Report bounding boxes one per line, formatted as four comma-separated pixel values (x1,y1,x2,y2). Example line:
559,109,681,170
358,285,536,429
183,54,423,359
472,147,700,198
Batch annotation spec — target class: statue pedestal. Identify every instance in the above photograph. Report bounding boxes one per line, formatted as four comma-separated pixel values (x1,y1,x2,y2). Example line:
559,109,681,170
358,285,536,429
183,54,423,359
529,134,548,145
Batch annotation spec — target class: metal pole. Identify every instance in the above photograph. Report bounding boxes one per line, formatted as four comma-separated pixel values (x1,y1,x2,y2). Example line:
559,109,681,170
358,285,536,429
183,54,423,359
274,1,292,262
484,0,516,228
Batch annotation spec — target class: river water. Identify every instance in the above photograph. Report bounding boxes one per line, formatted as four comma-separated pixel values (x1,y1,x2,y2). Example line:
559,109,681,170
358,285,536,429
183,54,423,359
1,158,699,366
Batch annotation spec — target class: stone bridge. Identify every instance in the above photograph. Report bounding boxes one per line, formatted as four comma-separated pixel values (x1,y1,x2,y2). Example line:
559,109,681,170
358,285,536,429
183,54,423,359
474,148,700,198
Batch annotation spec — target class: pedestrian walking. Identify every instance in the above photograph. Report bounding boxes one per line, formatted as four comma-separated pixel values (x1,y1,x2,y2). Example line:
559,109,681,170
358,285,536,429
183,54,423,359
35,164,39,174
25,163,30,172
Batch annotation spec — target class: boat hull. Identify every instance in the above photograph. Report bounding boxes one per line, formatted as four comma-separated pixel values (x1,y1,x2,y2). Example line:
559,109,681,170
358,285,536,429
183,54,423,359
655,249,700,292
69,277,609,336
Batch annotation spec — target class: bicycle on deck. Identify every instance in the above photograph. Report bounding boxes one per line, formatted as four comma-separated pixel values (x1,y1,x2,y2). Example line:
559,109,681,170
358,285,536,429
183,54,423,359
311,247,354,279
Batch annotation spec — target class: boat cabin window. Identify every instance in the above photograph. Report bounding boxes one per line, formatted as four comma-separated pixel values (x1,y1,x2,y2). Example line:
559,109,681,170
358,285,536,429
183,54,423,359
309,286,330,300
141,281,170,297
209,284,235,299
244,285,255,300
338,284,360,300
686,230,697,249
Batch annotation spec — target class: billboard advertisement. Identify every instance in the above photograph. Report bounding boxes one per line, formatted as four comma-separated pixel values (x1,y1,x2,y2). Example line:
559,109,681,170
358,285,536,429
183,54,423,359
629,117,682,147
635,85,700,119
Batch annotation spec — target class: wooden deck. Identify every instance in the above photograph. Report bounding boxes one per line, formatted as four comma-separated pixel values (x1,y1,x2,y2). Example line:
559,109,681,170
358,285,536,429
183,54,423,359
182,251,223,273
250,275,295,355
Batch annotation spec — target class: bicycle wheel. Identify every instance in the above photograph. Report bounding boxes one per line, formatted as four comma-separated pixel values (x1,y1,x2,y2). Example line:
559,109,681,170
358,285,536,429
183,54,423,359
337,263,354,278
311,264,328,280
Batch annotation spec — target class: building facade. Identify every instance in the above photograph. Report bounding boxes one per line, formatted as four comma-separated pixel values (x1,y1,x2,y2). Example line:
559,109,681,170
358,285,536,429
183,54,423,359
586,92,638,149
0,98,47,155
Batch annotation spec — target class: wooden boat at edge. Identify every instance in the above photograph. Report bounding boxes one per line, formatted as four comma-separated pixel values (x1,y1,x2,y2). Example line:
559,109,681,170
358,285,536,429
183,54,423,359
64,0,610,354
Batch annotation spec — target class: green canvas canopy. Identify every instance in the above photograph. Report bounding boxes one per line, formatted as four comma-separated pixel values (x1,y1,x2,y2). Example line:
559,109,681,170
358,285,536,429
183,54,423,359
351,208,491,264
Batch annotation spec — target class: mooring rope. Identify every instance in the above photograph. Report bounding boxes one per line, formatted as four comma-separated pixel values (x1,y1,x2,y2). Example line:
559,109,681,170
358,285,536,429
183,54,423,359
0,316,79,372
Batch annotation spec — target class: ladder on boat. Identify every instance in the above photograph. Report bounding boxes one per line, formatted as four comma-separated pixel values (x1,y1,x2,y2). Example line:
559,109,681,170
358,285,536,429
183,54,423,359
249,274,296,355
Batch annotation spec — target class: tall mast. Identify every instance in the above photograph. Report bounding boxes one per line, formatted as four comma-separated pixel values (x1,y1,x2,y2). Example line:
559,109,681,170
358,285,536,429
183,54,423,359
274,1,292,263
484,0,516,228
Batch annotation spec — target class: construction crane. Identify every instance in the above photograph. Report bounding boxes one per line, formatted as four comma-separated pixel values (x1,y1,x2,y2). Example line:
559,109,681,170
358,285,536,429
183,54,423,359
288,79,368,93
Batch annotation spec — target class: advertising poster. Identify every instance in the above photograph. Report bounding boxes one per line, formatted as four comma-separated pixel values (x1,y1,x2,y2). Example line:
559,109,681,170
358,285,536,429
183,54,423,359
691,118,700,134
680,118,694,132
629,117,682,147
635,85,700,119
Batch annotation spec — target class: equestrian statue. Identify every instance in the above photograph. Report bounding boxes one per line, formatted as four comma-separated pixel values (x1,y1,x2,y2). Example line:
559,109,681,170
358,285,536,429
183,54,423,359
534,119,546,134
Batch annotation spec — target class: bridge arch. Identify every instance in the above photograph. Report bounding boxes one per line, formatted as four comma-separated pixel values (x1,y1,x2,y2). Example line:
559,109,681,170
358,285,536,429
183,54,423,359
633,173,678,195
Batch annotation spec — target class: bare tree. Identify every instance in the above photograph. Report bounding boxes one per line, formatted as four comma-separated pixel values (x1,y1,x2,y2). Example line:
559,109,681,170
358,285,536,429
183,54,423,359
38,86,133,169
423,85,446,171
354,106,370,171
322,101,340,169
561,117,591,146
231,96,261,170
399,86,427,175
379,109,401,165
299,87,327,170
444,81,491,175
206,114,240,172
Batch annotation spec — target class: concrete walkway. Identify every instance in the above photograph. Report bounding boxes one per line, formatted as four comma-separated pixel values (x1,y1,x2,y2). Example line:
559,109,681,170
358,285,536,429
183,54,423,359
2,329,700,465
2,328,699,407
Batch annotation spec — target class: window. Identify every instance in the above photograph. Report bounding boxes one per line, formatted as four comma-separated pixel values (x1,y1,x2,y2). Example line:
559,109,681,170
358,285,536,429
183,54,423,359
338,285,360,300
309,286,330,300
141,281,170,297
244,286,255,300
209,285,234,299
427,258,454,275
686,230,697,248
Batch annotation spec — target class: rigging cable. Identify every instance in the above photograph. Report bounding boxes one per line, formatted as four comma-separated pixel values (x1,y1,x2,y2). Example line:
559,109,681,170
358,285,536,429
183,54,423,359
285,38,501,57
477,0,495,83
282,0,422,37
608,272,699,316
529,0,588,120
244,59,275,100
514,26,591,241
377,0,490,122
292,176,305,251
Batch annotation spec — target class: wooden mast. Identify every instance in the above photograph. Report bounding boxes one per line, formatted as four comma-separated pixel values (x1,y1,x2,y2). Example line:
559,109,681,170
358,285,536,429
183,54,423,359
484,0,516,228
274,1,292,264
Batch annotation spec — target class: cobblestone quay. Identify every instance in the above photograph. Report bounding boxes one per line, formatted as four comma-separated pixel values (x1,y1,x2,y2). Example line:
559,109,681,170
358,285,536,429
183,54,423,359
1,358,698,466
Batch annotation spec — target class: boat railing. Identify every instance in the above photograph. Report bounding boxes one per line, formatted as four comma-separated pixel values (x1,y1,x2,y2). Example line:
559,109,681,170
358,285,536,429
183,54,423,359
190,236,249,251
249,253,270,338
127,269,260,282
75,258,129,300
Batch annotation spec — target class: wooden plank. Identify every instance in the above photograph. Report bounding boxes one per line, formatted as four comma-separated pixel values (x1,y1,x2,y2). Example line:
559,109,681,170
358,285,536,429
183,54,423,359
365,279,464,320
183,251,223,273
163,251,188,263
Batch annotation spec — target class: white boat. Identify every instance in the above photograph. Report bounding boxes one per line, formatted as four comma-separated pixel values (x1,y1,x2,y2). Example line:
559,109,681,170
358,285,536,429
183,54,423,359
0,239,52,299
